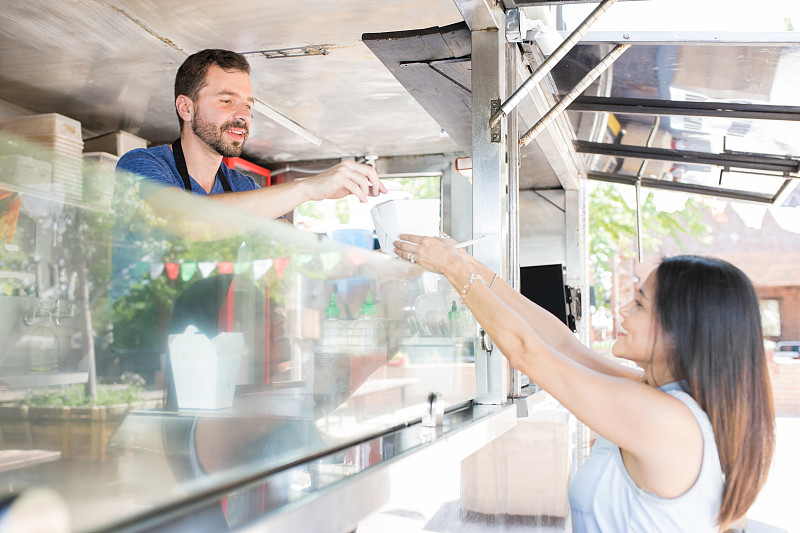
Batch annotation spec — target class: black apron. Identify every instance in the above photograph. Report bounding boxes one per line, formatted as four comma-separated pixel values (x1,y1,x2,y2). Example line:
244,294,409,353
171,138,232,193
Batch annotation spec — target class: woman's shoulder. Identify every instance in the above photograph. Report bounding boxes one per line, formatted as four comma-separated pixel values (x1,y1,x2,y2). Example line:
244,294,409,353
659,382,712,430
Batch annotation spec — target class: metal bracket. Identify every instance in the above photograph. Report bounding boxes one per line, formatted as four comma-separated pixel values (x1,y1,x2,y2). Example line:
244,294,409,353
480,328,494,353
490,99,502,143
243,44,332,59
422,392,444,427
505,8,543,43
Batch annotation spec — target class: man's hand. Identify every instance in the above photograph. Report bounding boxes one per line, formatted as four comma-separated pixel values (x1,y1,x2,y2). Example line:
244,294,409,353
303,160,387,203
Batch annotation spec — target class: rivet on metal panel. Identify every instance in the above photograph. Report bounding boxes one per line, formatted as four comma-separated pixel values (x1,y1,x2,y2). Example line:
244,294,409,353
490,99,502,143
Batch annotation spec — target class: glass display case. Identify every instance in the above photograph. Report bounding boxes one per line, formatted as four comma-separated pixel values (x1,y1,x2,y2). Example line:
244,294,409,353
0,132,483,532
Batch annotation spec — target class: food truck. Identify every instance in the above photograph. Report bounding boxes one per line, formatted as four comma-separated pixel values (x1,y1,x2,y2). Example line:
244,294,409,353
0,0,797,531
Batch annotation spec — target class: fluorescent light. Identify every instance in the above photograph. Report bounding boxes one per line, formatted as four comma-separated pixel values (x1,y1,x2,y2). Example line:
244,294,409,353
252,99,322,146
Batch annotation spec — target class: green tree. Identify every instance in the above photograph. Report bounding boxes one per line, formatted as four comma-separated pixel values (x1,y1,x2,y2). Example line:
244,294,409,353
589,183,709,313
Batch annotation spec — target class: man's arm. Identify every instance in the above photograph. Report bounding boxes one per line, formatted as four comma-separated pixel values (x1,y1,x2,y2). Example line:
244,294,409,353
117,150,387,239
118,149,386,222
205,160,387,220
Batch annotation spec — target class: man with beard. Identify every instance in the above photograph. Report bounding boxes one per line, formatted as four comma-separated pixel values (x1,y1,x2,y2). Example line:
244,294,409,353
116,49,387,220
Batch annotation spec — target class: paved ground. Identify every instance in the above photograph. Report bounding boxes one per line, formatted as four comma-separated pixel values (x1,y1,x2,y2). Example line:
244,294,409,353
359,415,798,533
747,416,800,533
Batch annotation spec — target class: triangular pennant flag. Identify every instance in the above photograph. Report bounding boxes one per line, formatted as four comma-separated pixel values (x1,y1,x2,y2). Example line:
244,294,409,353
769,205,800,234
180,262,198,282
198,262,217,278
150,262,165,280
135,262,149,278
346,249,367,266
730,202,767,230
253,259,273,280
165,262,180,280
292,254,313,266
217,261,234,274
273,257,290,279
234,261,252,275
320,252,340,271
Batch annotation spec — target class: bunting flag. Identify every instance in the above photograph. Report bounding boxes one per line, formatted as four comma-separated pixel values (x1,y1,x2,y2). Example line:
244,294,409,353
234,261,252,275
292,254,313,266
769,205,800,234
346,249,367,266
253,259,273,280
707,198,729,223
165,262,180,280
141,254,365,280
614,183,647,211
149,262,165,280
180,262,198,282
320,252,340,271
730,202,767,230
652,190,687,214
273,257,290,279
135,262,150,278
198,262,217,278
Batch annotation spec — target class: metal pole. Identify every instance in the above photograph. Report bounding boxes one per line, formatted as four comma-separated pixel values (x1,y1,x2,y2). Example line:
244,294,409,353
507,44,523,400
635,116,660,263
520,44,630,148
489,0,619,129
472,27,508,406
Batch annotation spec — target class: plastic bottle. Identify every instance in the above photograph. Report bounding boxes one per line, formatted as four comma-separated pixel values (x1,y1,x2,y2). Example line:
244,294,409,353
314,293,350,406
349,292,386,390
448,301,461,338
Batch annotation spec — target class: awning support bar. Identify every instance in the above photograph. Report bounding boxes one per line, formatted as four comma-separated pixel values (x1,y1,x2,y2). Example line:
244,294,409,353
575,141,800,175
520,44,630,147
587,171,785,204
489,0,619,129
635,116,660,262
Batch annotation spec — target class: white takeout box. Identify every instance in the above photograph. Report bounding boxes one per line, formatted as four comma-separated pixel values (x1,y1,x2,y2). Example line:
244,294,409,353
169,326,244,409
370,199,440,257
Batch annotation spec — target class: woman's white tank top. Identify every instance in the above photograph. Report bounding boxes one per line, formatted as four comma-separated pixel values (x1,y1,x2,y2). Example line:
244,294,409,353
568,382,724,532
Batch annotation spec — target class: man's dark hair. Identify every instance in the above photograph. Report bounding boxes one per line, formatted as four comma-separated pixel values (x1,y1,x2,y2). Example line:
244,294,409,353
174,49,251,128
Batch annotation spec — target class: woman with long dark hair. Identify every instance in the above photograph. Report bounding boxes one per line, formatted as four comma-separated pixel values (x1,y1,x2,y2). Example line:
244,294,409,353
393,236,774,532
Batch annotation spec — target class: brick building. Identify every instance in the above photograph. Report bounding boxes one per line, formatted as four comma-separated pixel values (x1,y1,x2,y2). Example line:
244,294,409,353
633,199,800,344
614,197,800,415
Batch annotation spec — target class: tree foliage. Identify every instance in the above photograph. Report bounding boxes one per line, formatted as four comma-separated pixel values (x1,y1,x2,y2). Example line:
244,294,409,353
589,183,710,310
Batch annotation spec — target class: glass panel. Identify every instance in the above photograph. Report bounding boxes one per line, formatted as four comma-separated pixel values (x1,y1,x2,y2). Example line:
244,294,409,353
562,1,800,33
0,132,477,531
555,42,800,197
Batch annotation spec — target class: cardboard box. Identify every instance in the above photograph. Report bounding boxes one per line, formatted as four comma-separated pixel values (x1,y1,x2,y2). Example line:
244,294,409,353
169,326,244,410
83,130,147,156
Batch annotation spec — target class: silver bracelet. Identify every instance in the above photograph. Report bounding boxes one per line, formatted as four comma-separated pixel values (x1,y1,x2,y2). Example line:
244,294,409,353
487,272,498,291
461,273,483,297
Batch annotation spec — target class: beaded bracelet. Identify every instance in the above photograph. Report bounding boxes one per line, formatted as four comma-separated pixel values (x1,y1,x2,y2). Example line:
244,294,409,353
487,272,498,291
461,273,483,298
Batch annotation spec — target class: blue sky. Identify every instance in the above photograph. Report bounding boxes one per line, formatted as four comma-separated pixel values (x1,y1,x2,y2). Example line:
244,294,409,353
563,0,800,32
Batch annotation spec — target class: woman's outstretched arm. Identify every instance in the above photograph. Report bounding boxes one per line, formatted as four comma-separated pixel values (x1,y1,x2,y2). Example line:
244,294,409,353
431,243,644,382
394,235,703,498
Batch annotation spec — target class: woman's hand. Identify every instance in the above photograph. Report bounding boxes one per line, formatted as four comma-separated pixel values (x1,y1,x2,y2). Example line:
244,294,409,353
393,233,465,275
